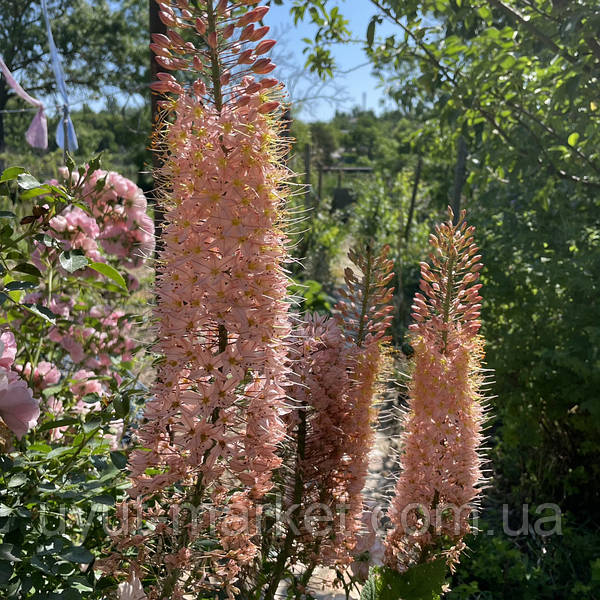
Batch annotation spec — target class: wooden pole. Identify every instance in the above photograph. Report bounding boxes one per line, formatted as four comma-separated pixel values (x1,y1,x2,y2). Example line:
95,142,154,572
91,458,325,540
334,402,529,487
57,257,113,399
62,105,69,165
394,155,423,343
149,0,167,254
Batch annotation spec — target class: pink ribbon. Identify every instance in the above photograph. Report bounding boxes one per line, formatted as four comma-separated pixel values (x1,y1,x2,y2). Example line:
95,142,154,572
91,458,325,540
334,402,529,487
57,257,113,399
0,56,48,150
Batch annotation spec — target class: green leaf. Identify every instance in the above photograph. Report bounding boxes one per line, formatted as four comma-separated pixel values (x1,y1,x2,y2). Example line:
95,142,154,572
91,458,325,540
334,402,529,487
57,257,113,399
0,211,16,219
567,132,579,147
360,574,377,600
16,173,42,190
19,184,52,200
22,303,57,324
0,544,21,562
60,546,94,564
477,6,491,20
35,233,61,248
7,473,28,488
38,417,79,432
91,494,115,506
42,384,63,398
0,167,26,182
4,281,37,292
113,395,130,418
87,262,128,292
110,451,128,470
12,263,42,278
47,446,74,459
59,250,89,273
0,560,13,584
83,416,102,433
367,17,376,47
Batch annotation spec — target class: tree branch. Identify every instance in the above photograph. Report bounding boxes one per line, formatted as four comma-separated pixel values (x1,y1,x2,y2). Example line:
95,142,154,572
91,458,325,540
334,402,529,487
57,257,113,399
487,0,577,64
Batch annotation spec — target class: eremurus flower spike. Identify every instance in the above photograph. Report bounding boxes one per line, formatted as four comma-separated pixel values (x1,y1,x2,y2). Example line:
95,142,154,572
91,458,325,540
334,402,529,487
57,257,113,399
106,1,293,598
278,245,395,583
385,208,488,574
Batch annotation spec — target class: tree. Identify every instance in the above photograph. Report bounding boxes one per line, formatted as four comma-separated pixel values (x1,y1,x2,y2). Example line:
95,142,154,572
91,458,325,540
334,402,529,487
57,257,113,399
0,0,148,163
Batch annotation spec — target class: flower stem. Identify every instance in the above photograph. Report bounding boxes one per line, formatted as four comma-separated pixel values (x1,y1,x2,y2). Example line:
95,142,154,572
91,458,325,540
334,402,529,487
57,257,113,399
263,405,307,600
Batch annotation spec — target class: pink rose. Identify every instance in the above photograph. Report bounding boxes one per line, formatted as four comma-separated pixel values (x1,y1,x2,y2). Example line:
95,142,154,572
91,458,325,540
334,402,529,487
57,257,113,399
0,368,40,439
71,369,103,399
36,361,61,387
0,331,17,369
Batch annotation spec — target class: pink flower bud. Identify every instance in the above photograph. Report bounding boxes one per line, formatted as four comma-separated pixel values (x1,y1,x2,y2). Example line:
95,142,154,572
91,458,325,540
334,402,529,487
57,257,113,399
238,5,269,26
254,39,276,55
168,30,185,45
251,58,275,74
151,33,171,47
207,31,218,48
258,80,278,93
158,10,178,28
250,25,270,41
195,17,207,34
239,24,255,41
222,23,235,39
258,100,280,114
237,49,254,65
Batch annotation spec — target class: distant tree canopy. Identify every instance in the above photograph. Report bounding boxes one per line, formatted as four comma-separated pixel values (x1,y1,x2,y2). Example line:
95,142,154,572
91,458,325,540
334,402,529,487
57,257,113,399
0,0,148,157
278,0,600,188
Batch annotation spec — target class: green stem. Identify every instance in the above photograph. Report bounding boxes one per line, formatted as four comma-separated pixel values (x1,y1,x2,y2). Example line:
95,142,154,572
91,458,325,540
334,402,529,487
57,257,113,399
48,425,101,486
263,405,307,600
206,0,223,113
294,563,316,600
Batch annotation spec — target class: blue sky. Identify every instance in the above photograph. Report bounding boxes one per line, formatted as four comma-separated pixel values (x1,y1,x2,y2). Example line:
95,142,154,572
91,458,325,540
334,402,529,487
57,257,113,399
264,2,399,121
57,1,400,123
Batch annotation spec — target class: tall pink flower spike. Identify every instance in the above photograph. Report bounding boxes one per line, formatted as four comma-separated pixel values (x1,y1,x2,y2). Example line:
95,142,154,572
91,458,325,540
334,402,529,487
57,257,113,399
385,208,488,573
283,246,394,577
107,2,292,598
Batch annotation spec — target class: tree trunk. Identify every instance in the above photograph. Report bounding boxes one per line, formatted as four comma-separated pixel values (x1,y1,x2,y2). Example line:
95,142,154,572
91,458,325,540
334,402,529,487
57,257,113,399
149,0,167,254
394,155,422,343
404,155,422,243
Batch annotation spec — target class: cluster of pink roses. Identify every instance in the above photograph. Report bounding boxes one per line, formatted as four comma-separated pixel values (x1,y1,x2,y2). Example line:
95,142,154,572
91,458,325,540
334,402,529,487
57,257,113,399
1,168,152,446
0,331,39,440
33,168,154,279
49,205,104,264
47,306,137,372
81,169,155,268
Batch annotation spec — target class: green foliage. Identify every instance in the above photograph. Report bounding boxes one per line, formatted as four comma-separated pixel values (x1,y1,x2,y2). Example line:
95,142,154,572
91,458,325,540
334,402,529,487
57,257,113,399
3,103,152,187
0,0,147,101
288,279,332,314
285,0,600,596
360,560,446,600
0,162,148,597
449,515,600,600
